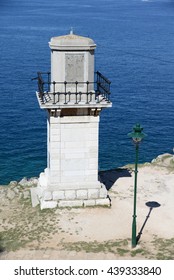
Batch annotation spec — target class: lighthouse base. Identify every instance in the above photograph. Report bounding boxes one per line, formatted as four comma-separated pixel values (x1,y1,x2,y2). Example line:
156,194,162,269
30,170,110,209
30,110,111,209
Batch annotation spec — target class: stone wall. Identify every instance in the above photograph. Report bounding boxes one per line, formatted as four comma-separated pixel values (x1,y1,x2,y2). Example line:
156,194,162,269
45,110,100,191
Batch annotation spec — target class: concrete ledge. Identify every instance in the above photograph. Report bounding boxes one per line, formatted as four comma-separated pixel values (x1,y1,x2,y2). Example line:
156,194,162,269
76,189,88,199
64,190,76,200
53,191,65,200
58,200,83,208
99,186,108,198
83,199,96,207
43,191,52,201
88,188,99,199
31,185,110,209
96,198,110,207
36,196,111,209
40,200,58,210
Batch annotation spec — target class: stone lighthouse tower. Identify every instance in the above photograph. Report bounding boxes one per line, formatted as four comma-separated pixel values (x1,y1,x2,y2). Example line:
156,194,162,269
32,31,112,209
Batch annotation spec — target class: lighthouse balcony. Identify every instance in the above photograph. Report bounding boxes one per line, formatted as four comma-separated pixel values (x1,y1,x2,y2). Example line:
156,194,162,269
35,71,111,109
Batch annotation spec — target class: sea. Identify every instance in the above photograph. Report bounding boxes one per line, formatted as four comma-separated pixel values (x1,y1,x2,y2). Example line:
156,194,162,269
0,0,174,184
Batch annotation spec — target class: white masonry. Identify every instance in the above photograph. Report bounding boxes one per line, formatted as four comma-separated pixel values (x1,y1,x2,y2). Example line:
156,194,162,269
32,31,112,209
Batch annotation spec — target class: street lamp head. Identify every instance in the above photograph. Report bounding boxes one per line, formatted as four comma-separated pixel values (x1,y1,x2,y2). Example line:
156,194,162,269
128,123,147,144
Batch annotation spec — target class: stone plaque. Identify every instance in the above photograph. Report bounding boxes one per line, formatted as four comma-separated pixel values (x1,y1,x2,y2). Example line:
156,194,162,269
65,53,84,84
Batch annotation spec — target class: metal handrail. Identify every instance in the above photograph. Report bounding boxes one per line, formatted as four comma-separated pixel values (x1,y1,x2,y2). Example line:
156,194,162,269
34,71,111,104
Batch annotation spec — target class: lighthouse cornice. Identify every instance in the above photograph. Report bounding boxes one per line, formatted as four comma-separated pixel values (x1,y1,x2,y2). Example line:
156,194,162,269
49,33,96,51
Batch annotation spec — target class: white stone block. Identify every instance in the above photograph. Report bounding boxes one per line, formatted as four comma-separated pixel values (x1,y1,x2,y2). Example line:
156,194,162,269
89,122,99,128
50,142,61,150
53,191,65,200
99,186,108,198
84,175,98,182
44,168,49,177
90,128,98,134
63,123,87,129
50,164,60,171
50,122,60,128
96,198,110,207
60,116,89,123
38,172,48,188
43,191,52,201
40,200,57,210
89,158,98,164
88,189,99,199
65,152,85,159
58,200,83,208
89,163,98,170
50,170,61,178
50,159,60,167
86,152,98,159
89,145,98,152
76,190,88,199
86,140,96,147
65,190,76,200
61,159,87,171
35,186,44,199
61,147,88,155
30,188,40,207
61,130,87,142
62,170,85,177
50,134,61,142
65,141,85,148
89,133,98,141
50,117,60,124
49,142,62,153
85,170,97,175
83,200,96,207
50,128,60,136
60,175,85,183
49,174,60,183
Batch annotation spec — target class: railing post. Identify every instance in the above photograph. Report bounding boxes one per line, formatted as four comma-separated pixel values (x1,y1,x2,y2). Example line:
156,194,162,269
86,81,89,103
64,81,67,104
53,81,56,104
75,81,78,104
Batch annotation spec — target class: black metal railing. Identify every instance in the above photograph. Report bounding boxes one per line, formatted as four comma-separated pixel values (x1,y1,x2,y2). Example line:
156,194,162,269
34,71,111,105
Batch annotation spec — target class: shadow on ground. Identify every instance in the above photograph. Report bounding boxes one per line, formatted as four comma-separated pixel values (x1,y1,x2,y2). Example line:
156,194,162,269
0,239,5,254
99,168,132,190
137,201,161,244
0,248,5,253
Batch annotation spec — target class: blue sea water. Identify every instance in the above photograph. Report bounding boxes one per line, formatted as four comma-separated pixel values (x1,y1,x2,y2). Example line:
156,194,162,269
0,0,174,184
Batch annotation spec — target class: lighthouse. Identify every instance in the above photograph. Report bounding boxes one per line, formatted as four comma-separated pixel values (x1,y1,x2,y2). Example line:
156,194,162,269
32,31,112,209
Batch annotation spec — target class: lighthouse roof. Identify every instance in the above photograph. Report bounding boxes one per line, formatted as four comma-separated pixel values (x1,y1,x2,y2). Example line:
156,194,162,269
49,33,96,51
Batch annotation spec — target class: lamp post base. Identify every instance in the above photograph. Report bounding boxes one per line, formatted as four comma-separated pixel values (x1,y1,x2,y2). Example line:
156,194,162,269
132,216,137,248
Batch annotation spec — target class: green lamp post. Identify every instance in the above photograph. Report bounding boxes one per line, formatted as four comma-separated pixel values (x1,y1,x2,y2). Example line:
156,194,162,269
128,124,147,248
